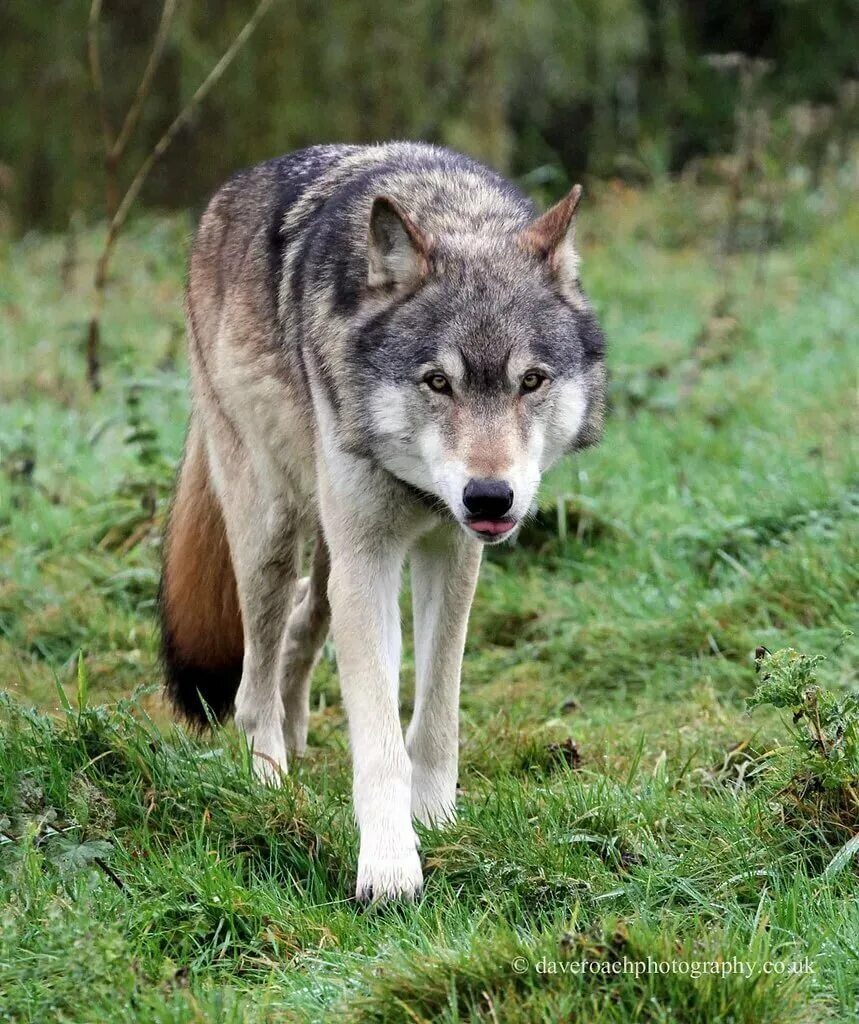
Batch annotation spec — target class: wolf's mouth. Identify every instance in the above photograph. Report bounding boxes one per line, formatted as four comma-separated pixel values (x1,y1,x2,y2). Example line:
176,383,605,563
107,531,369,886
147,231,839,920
466,516,517,539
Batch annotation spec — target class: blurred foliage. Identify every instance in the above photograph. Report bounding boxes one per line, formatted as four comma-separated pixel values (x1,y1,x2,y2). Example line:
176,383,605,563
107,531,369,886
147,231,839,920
1,0,857,231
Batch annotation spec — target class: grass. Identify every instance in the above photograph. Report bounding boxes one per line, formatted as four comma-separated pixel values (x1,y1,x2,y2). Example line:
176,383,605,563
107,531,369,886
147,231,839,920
0,165,857,1021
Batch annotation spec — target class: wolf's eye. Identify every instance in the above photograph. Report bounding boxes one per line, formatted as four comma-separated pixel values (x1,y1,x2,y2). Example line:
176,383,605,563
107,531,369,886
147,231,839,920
521,371,547,393
425,372,452,395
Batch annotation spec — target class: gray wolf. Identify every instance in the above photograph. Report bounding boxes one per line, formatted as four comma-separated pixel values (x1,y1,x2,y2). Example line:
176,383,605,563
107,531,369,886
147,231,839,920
159,142,606,900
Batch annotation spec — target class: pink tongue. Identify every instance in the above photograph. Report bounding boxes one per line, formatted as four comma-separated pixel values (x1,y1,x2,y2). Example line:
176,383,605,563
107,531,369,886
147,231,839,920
470,519,514,535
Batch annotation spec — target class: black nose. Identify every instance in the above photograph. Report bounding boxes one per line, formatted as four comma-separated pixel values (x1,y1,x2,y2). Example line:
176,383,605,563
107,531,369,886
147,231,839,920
463,478,514,518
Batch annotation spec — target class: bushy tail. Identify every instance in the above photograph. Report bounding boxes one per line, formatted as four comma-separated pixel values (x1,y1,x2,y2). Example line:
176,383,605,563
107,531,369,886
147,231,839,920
160,422,243,726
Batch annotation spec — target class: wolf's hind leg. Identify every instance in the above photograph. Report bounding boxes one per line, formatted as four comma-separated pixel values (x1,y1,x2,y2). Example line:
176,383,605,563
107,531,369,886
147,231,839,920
407,525,482,826
279,532,330,756
208,443,301,783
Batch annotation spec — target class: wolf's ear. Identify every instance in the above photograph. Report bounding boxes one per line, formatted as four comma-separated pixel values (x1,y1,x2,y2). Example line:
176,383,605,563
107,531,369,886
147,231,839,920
520,184,583,294
367,196,432,289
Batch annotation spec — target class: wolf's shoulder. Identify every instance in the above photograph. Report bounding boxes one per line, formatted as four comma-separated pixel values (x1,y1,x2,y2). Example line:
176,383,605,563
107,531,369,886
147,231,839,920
198,142,523,234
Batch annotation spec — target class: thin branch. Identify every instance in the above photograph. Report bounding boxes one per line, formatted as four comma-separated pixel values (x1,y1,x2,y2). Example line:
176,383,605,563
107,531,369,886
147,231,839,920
110,0,277,239
87,0,112,154
85,0,277,390
111,0,180,161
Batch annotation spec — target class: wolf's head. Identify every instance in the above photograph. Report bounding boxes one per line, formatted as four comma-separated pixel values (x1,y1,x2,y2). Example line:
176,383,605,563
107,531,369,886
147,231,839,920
354,187,606,544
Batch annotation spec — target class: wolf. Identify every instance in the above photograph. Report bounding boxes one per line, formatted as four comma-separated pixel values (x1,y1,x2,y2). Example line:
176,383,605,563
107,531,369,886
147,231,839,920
160,142,606,901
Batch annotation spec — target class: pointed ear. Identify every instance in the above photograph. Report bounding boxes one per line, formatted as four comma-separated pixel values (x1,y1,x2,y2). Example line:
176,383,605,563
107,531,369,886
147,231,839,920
519,184,583,291
367,196,432,289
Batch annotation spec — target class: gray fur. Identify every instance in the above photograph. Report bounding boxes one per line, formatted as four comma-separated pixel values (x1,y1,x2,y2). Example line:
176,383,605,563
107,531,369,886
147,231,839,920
164,142,607,901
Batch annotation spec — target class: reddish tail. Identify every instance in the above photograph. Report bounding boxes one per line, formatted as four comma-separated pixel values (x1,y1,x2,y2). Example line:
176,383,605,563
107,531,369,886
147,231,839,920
160,423,243,726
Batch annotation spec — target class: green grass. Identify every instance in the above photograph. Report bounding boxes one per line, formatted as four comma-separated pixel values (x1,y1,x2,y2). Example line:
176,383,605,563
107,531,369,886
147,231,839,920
0,169,857,1022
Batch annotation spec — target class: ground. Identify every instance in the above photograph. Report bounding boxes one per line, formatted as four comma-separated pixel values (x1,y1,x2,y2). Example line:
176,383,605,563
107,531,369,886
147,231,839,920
0,170,857,1022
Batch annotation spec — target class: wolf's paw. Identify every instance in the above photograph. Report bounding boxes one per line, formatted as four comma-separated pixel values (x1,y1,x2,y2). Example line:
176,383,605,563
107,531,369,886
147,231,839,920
235,707,289,786
240,727,288,786
411,765,458,827
251,748,287,786
282,711,309,758
355,843,423,903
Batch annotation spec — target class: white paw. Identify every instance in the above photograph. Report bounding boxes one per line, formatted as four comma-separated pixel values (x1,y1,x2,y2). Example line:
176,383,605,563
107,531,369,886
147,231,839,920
251,748,287,786
282,710,309,758
356,842,423,902
235,704,288,786
411,766,458,827
239,728,288,786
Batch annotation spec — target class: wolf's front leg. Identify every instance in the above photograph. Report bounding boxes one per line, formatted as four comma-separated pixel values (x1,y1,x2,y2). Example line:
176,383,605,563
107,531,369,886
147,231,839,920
322,507,420,901
407,526,482,826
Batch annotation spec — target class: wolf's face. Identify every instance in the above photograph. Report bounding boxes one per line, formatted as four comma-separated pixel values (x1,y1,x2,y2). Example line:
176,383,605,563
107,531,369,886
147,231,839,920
355,190,606,543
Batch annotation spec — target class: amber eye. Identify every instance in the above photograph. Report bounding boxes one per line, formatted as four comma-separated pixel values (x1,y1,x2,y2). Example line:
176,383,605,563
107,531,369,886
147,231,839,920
521,371,546,393
425,372,452,394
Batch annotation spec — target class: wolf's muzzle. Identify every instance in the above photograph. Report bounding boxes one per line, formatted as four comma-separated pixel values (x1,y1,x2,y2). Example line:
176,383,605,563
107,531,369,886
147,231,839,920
462,478,514,519
462,478,516,539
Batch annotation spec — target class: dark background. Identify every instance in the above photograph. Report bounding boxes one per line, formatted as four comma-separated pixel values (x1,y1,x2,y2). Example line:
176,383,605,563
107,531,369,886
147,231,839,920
1,0,857,231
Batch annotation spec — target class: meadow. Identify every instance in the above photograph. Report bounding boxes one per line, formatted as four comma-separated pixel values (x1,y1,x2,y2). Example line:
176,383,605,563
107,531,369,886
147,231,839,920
0,167,857,1022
